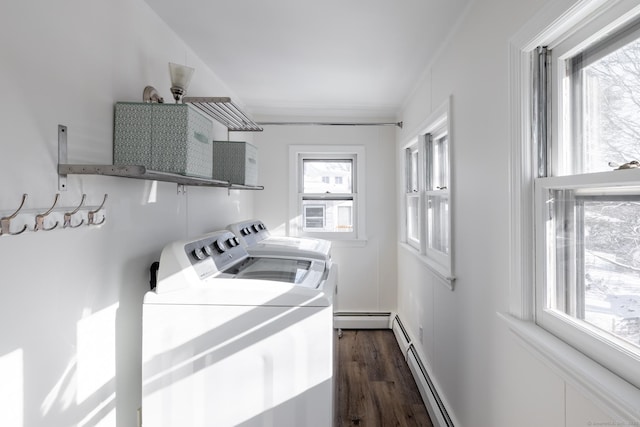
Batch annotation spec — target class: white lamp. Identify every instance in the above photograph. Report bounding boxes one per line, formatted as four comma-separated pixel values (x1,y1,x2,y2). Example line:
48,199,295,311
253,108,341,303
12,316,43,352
169,62,195,103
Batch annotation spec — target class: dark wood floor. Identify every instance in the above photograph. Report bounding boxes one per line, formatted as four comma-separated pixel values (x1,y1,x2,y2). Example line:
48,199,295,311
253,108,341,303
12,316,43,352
336,329,434,427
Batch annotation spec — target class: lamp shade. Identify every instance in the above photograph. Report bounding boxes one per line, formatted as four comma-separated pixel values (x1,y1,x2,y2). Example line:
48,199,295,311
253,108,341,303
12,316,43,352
169,62,195,102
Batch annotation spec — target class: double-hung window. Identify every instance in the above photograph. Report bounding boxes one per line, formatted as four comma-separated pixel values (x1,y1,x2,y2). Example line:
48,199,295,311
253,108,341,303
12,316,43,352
289,145,365,241
402,98,453,283
533,10,640,388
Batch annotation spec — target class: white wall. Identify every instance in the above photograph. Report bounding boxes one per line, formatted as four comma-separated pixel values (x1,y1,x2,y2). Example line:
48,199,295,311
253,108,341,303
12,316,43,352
396,0,625,425
0,1,255,426
253,122,397,313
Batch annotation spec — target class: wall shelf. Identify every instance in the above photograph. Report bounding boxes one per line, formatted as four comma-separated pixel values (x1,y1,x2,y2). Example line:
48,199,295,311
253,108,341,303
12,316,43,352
57,125,264,191
58,164,264,190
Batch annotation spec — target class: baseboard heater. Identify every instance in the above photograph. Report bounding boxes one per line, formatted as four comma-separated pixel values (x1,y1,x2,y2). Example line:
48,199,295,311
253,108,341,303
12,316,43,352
391,315,454,427
333,311,392,329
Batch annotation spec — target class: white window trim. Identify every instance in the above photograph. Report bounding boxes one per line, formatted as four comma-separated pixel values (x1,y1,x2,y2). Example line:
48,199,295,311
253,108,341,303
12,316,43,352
288,145,367,244
505,0,640,420
399,97,455,287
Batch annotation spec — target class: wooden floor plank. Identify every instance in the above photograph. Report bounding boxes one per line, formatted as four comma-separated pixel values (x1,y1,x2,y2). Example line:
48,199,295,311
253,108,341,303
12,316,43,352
336,330,433,427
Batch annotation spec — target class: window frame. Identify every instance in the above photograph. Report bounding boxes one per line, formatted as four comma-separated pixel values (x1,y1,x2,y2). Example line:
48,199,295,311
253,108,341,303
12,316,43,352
535,9,640,390
506,0,640,413
289,145,366,242
400,97,454,285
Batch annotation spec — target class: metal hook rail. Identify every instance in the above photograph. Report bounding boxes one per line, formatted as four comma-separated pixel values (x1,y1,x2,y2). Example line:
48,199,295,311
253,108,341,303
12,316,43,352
0,193,108,236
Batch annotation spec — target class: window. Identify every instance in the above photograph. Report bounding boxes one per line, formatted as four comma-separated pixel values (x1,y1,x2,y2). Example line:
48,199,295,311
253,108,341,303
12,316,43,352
401,98,453,282
405,142,422,249
532,8,640,389
426,131,450,263
289,145,366,240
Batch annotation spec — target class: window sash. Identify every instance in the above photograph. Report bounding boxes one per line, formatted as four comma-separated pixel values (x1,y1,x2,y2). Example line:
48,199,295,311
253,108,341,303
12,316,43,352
535,170,640,389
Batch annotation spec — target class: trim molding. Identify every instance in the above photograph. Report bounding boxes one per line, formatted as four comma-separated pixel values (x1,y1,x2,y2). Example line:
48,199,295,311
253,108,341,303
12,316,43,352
498,313,640,422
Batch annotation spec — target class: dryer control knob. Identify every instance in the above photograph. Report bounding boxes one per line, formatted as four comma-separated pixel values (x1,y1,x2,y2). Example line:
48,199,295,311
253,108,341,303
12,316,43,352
203,245,213,256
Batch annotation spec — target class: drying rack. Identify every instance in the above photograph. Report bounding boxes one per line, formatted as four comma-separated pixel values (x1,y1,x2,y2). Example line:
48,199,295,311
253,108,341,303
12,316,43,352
183,97,263,132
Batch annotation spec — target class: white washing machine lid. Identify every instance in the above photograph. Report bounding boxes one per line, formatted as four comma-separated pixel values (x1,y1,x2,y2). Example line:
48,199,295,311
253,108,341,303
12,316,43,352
227,219,332,261
247,236,331,261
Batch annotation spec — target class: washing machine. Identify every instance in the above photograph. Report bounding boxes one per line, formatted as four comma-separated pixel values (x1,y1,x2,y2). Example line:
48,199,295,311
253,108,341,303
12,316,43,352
227,219,332,263
142,230,336,427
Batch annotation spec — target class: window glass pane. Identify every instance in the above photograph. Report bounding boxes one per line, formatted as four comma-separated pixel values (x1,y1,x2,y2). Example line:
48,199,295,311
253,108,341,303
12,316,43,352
427,196,449,254
572,36,640,173
302,199,353,232
584,199,640,347
407,196,420,242
547,189,640,348
303,160,352,193
428,135,449,191
410,149,419,192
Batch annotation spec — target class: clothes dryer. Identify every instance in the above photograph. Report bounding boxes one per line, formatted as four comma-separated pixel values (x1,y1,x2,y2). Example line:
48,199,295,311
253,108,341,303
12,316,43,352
227,219,331,263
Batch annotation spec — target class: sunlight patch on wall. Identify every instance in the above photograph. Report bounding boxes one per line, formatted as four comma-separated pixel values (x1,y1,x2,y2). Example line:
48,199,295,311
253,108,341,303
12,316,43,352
0,349,23,427
77,303,118,403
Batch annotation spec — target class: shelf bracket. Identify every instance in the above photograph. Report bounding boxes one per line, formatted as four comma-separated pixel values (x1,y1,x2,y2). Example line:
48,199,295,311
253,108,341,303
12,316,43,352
58,124,68,191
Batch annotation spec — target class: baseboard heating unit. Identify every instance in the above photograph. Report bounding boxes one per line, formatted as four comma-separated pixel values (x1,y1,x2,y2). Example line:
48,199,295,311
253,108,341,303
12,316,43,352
391,315,454,427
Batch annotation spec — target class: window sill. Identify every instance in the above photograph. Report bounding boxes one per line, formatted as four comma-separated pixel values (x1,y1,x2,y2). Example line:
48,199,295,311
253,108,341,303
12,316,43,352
497,312,640,422
398,242,455,290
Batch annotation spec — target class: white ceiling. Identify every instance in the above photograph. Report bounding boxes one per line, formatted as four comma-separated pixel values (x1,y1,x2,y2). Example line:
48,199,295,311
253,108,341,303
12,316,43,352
144,0,470,118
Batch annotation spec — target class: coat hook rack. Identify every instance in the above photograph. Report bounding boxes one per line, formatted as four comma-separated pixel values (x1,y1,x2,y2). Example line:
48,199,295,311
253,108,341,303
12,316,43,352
0,194,28,236
88,194,108,226
33,193,60,231
64,194,86,228
0,193,108,237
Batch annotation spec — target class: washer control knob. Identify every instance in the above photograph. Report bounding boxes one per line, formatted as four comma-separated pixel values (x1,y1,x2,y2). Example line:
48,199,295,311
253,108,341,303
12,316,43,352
214,239,226,253
192,247,206,260
203,245,213,256
241,227,251,235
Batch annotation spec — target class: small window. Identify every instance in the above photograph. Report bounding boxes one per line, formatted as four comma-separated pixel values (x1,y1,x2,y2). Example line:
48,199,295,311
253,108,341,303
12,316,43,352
401,98,453,282
289,146,366,240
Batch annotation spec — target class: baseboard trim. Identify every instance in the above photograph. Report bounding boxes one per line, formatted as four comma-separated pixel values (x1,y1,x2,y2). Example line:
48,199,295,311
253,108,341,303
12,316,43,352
333,311,393,329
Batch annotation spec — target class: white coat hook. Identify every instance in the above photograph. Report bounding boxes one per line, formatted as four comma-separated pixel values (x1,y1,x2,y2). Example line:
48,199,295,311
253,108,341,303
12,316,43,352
63,194,86,228
0,194,28,236
88,194,108,226
33,193,60,231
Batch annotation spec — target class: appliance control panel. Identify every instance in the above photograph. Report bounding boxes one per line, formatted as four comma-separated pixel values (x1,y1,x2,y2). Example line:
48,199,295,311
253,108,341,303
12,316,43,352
233,220,270,247
183,231,248,279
